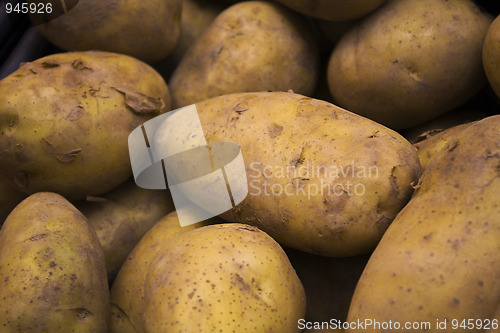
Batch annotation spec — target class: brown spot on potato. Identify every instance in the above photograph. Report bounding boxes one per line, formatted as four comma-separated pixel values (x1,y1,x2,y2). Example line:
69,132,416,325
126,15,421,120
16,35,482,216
389,166,400,198
71,60,92,71
446,141,459,152
233,102,248,114
28,234,47,241
40,138,82,164
65,106,84,121
375,215,392,234
268,123,283,138
41,61,60,68
422,232,433,241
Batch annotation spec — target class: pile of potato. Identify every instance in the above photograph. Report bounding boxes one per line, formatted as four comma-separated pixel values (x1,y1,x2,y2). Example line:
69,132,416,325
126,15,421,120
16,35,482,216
0,0,499,332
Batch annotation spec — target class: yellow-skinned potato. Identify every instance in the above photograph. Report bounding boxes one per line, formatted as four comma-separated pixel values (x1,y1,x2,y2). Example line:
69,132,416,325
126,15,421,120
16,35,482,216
0,192,109,332
346,115,500,333
274,0,387,21
110,210,220,333
158,91,421,257
483,15,500,99
0,51,170,200
414,121,476,171
141,223,306,332
328,0,493,130
75,179,175,283
32,0,182,63
169,1,319,108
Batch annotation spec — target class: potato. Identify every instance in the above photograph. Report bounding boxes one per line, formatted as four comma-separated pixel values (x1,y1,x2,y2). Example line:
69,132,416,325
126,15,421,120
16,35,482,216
346,115,500,333
110,210,220,333
0,51,170,200
285,247,370,333
75,179,175,283
153,91,421,256
0,192,109,332
483,15,500,99
169,1,319,108
32,0,182,63
140,223,305,332
273,0,386,21
327,0,493,130
414,121,476,171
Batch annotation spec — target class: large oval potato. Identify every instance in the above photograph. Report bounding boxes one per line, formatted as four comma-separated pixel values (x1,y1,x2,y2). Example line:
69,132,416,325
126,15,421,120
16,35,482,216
0,192,109,332
32,0,182,63
346,116,500,333
0,51,170,200
141,223,306,333
169,1,319,108
153,91,421,257
327,0,493,130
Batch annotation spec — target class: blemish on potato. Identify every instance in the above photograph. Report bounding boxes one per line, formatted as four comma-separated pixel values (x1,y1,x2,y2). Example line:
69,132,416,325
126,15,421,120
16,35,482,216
28,234,47,241
65,106,84,121
268,123,283,138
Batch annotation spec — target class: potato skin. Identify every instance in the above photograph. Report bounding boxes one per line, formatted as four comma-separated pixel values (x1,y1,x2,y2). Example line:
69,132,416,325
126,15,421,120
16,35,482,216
169,1,319,108
273,0,387,21
346,116,500,333
141,223,306,333
33,0,182,63
414,121,475,171
483,15,500,99
0,192,109,332
328,0,492,130
0,51,170,200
